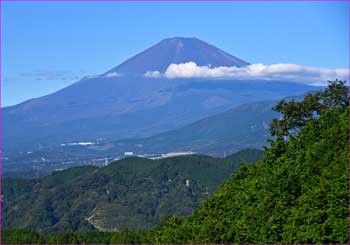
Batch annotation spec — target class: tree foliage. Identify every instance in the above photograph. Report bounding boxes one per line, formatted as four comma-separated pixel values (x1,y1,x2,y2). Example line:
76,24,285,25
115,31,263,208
270,79,348,136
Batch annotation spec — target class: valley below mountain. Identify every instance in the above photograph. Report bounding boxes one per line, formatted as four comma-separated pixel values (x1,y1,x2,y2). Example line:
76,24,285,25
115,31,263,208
3,99,278,178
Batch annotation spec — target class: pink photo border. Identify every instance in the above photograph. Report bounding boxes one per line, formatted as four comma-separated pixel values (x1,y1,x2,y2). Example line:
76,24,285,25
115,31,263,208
0,0,349,244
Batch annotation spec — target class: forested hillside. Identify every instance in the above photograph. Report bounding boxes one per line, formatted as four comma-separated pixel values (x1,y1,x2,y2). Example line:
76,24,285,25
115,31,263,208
149,81,349,244
3,80,348,244
3,149,262,234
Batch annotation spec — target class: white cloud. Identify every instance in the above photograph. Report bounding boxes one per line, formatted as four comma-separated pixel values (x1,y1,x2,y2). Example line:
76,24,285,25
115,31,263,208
144,70,162,78
161,62,349,85
104,72,122,78
81,75,99,80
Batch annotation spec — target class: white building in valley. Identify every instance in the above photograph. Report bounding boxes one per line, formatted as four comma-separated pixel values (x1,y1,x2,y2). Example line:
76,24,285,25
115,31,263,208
124,152,134,156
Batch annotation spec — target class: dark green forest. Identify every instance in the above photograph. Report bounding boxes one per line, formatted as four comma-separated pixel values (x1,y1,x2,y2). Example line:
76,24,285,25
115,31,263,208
2,80,349,244
3,149,262,233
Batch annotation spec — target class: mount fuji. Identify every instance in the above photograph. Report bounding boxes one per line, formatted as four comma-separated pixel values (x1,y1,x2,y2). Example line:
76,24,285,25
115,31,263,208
3,37,317,152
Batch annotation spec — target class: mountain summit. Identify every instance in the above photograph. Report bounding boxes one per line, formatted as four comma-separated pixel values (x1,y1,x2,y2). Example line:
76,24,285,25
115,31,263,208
106,37,249,75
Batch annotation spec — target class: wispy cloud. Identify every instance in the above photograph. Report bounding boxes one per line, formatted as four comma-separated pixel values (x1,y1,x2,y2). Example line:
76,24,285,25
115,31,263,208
145,62,349,85
19,70,80,81
104,72,122,78
3,76,19,82
10,67,124,82
144,70,161,78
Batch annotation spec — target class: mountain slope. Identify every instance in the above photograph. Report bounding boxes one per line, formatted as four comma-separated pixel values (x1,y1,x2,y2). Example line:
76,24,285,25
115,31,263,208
2,99,301,179
3,37,318,153
113,100,279,156
3,149,263,233
107,37,249,75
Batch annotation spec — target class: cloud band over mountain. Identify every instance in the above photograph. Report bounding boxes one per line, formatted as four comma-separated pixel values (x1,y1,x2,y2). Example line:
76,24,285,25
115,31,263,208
144,62,349,85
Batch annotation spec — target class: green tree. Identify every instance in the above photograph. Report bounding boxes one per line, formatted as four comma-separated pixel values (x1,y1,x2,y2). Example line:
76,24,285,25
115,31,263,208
270,79,348,136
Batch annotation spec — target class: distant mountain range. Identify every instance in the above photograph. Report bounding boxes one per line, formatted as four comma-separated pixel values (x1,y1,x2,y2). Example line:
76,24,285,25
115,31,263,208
3,149,263,233
3,99,279,178
109,100,279,156
3,37,319,154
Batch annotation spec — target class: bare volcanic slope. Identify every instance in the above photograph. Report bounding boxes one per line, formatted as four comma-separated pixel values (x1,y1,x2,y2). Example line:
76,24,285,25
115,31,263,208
107,37,249,75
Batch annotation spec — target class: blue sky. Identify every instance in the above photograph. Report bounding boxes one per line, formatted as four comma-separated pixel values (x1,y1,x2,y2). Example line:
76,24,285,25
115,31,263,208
2,1,349,106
